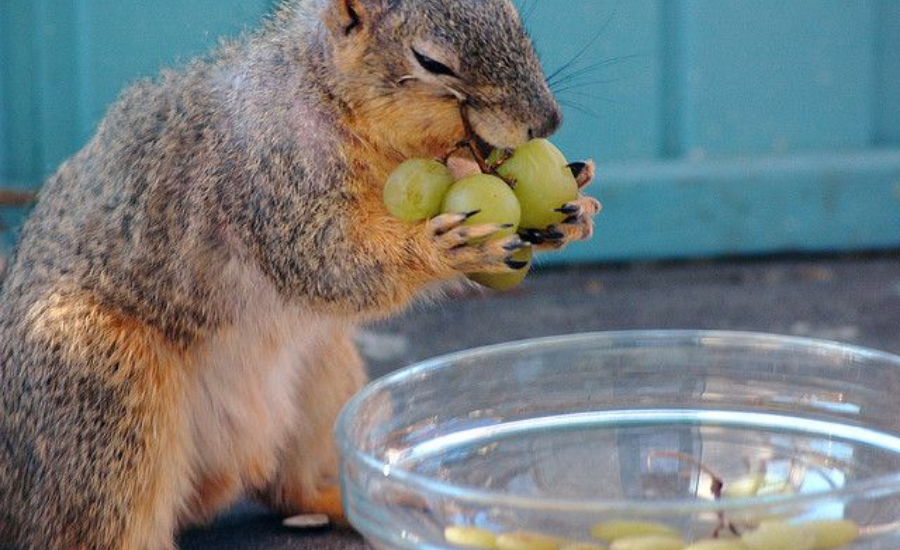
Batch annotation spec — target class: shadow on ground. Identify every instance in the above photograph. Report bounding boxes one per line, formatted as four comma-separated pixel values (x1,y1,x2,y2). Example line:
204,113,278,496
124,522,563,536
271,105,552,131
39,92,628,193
178,502,364,550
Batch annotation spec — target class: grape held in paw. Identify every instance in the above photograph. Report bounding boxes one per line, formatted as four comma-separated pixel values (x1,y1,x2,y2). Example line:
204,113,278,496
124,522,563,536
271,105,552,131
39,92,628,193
383,158,455,222
469,246,533,291
441,174,525,291
441,174,521,240
382,138,588,291
495,139,579,230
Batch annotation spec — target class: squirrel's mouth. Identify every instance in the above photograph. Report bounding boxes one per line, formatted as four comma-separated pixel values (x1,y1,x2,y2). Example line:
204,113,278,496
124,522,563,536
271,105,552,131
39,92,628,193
472,134,496,159
459,103,498,160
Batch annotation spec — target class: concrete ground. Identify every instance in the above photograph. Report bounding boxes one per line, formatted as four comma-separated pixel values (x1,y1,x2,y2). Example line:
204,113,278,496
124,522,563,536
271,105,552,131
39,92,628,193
175,253,900,550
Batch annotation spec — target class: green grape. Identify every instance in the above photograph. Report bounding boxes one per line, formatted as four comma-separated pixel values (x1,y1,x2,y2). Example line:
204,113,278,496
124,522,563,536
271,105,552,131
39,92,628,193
383,158,454,222
741,521,815,550
445,526,499,549
560,542,608,550
730,479,796,527
799,520,859,550
609,535,686,550
591,521,681,542
441,174,522,239
486,148,509,167
496,531,565,550
682,540,748,550
468,246,533,291
756,484,795,497
495,139,578,230
723,474,766,499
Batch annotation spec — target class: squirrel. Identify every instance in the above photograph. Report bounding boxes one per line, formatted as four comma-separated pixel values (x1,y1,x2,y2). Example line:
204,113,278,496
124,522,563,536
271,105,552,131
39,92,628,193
0,0,600,548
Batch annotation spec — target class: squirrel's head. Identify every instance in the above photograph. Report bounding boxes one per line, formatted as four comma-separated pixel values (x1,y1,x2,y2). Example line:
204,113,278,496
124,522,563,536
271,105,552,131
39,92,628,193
318,0,561,158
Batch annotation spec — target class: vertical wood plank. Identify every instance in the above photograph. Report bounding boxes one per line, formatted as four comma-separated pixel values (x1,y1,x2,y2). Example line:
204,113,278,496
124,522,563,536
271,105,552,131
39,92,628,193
0,1,42,186
515,0,663,163
680,0,876,159
876,0,900,145
76,0,274,142
660,0,685,159
34,0,81,177
0,6,7,183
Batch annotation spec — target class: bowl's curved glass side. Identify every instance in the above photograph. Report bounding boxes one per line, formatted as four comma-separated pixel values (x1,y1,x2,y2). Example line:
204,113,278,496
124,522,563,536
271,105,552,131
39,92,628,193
336,331,900,550
342,450,900,550
345,332,900,440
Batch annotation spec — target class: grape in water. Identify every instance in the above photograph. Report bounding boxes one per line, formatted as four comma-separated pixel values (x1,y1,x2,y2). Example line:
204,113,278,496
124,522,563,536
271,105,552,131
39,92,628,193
445,526,499,549
683,540,748,550
383,158,454,222
799,520,859,550
609,535,686,550
722,474,766,499
741,521,815,550
496,139,578,230
496,531,565,550
592,521,681,542
560,542,608,550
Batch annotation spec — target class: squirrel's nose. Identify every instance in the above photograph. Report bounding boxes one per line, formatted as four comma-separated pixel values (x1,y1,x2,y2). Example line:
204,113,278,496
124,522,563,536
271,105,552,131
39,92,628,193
529,104,563,140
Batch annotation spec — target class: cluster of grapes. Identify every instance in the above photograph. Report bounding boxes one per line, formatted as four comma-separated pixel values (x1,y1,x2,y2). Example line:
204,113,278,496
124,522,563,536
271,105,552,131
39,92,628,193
442,455,862,550
444,517,859,550
383,139,579,290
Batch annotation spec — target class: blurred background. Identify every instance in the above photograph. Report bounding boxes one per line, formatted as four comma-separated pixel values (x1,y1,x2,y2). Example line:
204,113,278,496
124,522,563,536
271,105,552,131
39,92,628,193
1,0,899,264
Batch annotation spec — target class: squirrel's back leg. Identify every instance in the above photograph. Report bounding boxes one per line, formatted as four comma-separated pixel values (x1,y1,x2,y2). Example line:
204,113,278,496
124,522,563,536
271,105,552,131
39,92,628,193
7,291,192,550
255,326,368,522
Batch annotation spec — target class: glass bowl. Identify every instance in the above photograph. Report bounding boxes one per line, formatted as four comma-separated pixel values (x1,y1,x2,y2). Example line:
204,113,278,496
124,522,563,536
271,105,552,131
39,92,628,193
336,331,900,550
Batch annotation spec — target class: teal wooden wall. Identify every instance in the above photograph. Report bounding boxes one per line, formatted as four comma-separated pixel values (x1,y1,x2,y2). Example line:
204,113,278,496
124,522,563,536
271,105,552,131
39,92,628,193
0,0,274,185
1,0,899,262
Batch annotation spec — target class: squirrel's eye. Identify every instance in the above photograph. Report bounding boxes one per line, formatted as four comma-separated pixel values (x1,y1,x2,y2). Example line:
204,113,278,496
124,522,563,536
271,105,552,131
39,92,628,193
413,49,458,78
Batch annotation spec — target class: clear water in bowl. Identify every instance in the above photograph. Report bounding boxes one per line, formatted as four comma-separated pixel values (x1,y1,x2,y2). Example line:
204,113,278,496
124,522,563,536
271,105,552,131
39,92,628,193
403,409,900,505
338,332,900,549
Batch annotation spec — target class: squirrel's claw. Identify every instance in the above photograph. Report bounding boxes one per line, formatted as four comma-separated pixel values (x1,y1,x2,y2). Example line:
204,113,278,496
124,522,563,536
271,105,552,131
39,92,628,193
427,214,528,274
520,228,563,245
428,211,477,238
555,203,580,216
524,195,601,251
450,234,529,274
568,159,596,189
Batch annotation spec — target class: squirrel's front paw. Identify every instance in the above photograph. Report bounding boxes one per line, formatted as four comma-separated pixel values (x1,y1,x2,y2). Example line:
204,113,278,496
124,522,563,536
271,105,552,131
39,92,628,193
428,212,530,273
522,195,602,250
521,160,602,250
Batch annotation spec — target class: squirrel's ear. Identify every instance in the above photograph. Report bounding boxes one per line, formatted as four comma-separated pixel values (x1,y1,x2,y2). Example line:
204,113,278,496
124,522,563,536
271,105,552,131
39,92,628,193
327,0,379,37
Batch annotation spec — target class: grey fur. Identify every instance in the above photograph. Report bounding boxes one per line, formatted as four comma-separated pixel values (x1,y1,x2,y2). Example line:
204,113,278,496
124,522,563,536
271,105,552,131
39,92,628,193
0,0,561,548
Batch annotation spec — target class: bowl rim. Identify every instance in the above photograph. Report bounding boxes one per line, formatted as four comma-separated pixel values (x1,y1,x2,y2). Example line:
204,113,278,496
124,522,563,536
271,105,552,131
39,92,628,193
336,330,900,516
